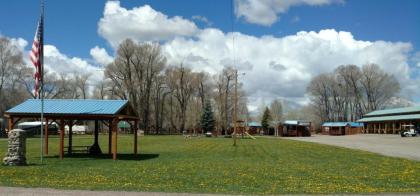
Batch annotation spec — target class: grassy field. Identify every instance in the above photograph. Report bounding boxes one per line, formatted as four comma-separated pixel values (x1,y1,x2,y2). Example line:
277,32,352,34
0,135,419,194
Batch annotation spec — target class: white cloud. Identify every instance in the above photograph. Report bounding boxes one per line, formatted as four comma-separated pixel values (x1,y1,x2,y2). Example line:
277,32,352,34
43,45,104,85
163,28,416,107
413,51,420,67
0,34,28,54
98,1,199,47
90,46,113,66
96,2,418,107
235,0,343,26
9,37,28,52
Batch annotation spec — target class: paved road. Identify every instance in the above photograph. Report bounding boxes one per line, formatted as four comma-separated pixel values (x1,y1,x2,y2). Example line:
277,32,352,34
285,134,420,161
0,186,226,196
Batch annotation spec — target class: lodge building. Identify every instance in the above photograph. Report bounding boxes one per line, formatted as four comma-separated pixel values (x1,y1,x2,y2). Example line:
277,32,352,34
358,106,420,134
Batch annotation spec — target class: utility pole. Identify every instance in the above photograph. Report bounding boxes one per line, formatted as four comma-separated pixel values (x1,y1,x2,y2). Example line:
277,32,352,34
233,69,238,146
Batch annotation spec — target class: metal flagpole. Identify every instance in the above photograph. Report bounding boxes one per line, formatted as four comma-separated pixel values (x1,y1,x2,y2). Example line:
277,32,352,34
40,0,45,164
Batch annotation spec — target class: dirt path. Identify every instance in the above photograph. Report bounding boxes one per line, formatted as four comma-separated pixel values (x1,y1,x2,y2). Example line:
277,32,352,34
284,134,420,161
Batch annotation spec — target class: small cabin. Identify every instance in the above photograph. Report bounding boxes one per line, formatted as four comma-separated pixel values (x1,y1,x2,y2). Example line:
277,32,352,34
65,125,88,135
279,120,311,137
17,121,58,136
246,121,262,135
321,122,363,135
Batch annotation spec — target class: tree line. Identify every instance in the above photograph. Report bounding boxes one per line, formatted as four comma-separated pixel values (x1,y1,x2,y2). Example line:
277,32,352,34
0,37,250,134
0,36,404,133
101,39,250,134
307,64,400,123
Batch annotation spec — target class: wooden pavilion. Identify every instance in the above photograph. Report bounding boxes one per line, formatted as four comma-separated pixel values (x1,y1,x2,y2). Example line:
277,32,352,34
4,99,139,160
358,106,420,134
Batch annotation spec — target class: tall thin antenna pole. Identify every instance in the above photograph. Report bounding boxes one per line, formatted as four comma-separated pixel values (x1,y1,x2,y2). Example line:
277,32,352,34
231,0,238,146
40,0,45,164
233,70,238,146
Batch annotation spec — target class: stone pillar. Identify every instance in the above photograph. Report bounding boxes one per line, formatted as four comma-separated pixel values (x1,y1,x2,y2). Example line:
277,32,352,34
3,129,27,166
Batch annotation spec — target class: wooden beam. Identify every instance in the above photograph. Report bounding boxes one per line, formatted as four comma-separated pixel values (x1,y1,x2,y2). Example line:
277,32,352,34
68,120,73,155
102,120,110,127
108,119,112,155
44,118,49,155
12,117,21,128
392,122,395,134
112,118,118,160
8,117,13,132
59,119,65,160
372,123,375,133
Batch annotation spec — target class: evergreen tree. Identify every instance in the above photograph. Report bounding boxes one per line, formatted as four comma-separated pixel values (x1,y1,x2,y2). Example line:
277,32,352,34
201,100,215,133
261,107,272,131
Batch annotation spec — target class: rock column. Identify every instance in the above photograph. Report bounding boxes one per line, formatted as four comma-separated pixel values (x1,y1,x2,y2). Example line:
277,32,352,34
3,129,27,166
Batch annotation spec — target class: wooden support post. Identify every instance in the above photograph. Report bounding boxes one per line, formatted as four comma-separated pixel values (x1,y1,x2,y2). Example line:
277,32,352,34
134,120,138,155
108,119,112,155
8,117,13,133
68,120,73,155
399,122,402,133
59,119,65,160
112,118,118,160
373,123,376,133
44,118,49,155
392,122,395,134
379,123,381,134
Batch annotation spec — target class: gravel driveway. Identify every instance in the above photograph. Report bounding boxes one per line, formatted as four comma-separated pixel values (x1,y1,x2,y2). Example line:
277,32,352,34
285,134,420,161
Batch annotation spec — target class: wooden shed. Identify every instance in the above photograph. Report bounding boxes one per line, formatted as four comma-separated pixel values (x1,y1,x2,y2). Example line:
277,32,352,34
279,120,311,137
321,122,363,135
246,121,262,135
4,99,139,160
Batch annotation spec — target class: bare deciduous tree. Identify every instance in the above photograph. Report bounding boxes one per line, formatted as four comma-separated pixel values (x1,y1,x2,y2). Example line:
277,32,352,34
307,64,400,123
165,65,197,132
270,99,283,124
106,39,166,133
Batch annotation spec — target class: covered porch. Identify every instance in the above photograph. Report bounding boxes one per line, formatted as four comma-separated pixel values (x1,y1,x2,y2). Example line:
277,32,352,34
4,99,139,160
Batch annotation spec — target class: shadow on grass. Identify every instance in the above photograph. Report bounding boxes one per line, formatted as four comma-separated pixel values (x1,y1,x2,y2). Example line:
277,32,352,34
44,153,159,161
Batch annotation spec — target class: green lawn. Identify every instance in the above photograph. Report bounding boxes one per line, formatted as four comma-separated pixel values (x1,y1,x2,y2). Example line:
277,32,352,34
0,135,419,194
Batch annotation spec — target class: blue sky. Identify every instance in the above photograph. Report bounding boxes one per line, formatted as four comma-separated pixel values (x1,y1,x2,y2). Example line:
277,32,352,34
0,0,419,107
1,0,418,59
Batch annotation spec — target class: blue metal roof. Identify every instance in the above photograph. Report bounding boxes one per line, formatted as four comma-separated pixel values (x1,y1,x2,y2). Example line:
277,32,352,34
283,120,311,126
322,122,364,127
364,106,420,116
358,114,420,122
247,122,262,127
6,99,128,115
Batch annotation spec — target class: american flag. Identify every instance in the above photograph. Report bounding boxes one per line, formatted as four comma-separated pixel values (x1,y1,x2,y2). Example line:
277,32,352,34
30,16,43,98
